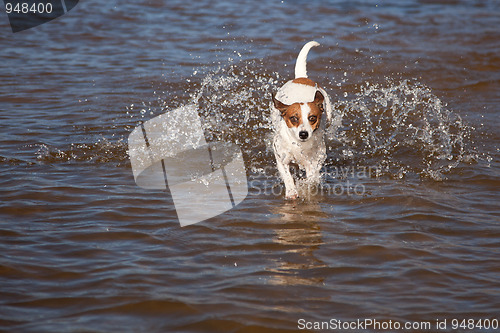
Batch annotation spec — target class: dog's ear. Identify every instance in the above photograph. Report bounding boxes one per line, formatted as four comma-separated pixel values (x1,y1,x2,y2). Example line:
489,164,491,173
313,90,325,112
272,93,289,116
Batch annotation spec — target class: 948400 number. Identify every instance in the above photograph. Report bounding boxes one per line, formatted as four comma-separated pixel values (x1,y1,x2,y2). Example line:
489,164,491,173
5,2,53,14
451,318,499,330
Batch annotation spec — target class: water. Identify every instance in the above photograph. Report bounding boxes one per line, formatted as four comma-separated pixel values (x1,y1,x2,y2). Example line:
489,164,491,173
1,0,499,332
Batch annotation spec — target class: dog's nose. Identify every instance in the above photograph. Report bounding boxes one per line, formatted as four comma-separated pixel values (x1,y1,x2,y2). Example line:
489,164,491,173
299,131,309,140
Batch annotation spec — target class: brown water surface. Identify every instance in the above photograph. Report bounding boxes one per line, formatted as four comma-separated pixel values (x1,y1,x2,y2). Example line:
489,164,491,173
1,0,499,332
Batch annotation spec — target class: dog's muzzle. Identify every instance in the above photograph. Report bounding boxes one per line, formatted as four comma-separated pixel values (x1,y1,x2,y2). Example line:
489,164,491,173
299,131,309,140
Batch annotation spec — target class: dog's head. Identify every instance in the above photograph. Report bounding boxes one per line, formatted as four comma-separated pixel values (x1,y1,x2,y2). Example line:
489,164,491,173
273,90,325,142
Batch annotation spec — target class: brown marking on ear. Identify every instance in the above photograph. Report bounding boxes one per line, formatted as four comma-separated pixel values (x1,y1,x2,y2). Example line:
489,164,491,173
282,103,302,128
307,91,325,130
292,77,316,87
313,90,325,112
272,94,290,116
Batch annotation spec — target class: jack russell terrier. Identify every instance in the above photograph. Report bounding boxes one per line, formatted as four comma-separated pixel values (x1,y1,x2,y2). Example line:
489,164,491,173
271,41,332,200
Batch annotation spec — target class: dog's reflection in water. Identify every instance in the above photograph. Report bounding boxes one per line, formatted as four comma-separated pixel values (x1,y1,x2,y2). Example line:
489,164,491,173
267,200,328,287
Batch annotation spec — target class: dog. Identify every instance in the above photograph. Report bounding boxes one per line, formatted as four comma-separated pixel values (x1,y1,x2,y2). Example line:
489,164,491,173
271,41,332,200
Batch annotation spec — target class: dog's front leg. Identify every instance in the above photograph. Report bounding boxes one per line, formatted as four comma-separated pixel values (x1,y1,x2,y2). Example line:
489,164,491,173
305,160,323,184
275,155,298,200
305,150,326,185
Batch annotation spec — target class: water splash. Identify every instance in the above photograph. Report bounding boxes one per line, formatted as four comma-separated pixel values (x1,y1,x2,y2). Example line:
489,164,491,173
31,60,478,183
126,65,477,183
331,79,476,180
186,60,280,167
35,137,128,164
184,65,477,181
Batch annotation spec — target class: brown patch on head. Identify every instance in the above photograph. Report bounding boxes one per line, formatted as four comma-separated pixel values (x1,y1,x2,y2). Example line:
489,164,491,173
282,103,303,128
306,90,325,130
273,94,302,128
292,77,316,87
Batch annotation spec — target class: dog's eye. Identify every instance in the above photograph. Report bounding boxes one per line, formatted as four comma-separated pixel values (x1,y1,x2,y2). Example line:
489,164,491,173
308,115,317,123
290,116,299,124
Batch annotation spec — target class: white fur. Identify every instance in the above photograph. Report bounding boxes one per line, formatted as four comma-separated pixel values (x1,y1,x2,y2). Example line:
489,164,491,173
274,80,317,105
271,41,332,199
273,107,327,199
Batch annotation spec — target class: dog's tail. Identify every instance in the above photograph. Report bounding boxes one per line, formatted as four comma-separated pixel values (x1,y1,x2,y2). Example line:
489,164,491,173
294,41,320,79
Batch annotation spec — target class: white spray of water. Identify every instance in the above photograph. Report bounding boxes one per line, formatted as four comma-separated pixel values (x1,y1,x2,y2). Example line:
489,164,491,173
35,60,479,182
